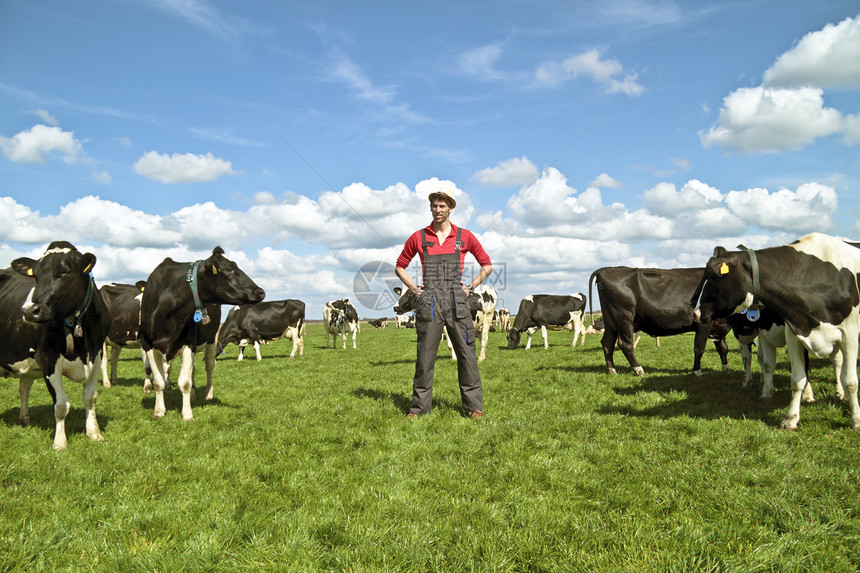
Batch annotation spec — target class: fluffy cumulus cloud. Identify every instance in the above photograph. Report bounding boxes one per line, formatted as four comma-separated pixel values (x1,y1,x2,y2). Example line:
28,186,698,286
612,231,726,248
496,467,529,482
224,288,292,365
702,15,860,154
699,86,843,153
643,180,724,216
0,124,83,163
764,15,860,89
724,182,837,233
473,157,539,187
589,173,621,188
133,151,237,183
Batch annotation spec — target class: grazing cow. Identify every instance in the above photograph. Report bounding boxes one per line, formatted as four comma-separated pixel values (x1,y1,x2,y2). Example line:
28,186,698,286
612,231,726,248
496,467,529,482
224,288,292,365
99,281,150,388
394,285,497,362
368,317,388,329
0,241,110,450
324,299,359,349
139,247,264,420
589,267,730,376
506,294,587,350
395,314,413,328
693,233,860,429
215,299,306,360
495,308,512,333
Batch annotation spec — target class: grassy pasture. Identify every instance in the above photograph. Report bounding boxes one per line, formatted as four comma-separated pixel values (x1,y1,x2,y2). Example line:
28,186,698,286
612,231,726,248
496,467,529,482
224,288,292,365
1,323,859,572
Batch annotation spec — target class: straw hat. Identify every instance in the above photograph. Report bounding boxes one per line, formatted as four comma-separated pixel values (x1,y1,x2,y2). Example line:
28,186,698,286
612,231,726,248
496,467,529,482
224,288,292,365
428,188,456,208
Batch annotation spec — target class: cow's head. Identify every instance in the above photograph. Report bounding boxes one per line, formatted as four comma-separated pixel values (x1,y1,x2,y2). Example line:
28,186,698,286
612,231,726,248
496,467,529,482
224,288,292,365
12,241,97,324
392,287,419,315
692,246,753,323
506,328,521,349
198,246,265,306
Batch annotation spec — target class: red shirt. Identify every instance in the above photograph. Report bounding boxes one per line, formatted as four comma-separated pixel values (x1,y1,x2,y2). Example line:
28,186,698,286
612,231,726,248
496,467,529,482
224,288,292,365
396,223,492,273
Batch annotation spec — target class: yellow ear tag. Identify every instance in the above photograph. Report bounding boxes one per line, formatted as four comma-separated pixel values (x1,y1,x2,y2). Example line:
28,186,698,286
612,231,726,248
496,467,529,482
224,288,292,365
211,266,218,274
720,262,729,275
27,269,33,276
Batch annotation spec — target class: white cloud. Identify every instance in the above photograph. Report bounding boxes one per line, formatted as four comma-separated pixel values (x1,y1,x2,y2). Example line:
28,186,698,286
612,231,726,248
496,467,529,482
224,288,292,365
133,151,237,183
31,109,58,125
543,49,644,96
473,157,539,187
589,173,621,188
724,182,838,233
0,124,83,163
699,86,843,153
764,15,860,89
91,170,112,184
644,179,723,216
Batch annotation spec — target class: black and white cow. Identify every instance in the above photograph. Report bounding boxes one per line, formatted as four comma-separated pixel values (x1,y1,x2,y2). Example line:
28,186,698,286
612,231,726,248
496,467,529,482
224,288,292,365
393,285,498,362
494,308,511,333
394,314,413,328
139,247,264,420
506,294,587,350
693,233,860,429
324,299,359,349
368,318,388,329
589,267,730,376
215,299,306,360
99,281,149,388
0,241,110,450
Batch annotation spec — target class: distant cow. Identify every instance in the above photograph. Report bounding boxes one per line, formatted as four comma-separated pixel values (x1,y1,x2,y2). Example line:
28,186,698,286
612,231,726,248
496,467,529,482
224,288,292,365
395,314,414,328
324,299,359,349
216,299,306,360
393,285,497,362
0,241,110,450
506,294,587,350
589,267,729,376
694,233,860,429
368,318,388,329
495,308,511,333
139,246,264,421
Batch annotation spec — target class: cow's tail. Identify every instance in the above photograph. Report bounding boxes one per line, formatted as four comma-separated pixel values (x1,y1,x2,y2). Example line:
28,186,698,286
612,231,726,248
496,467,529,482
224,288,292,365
587,269,599,328
214,323,225,356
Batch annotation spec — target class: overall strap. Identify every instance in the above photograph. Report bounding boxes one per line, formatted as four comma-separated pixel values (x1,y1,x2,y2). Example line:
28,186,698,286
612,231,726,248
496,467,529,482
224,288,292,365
454,227,463,258
420,229,434,257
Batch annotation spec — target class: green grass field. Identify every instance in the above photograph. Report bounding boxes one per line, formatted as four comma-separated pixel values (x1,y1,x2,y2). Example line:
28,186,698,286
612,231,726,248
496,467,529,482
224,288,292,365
1,323,858,572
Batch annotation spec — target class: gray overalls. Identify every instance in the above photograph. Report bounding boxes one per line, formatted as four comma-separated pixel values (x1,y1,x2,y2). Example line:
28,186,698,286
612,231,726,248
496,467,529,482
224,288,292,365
410,227,484,415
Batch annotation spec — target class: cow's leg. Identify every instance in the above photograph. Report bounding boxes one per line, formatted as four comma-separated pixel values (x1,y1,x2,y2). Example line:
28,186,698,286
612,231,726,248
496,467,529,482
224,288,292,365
352,326,357,350
541,325,549,349
525,329,533,350
831,348,846,400
691,326,710,376
477,320,489,363
758,333,778,400
109,345,121,386
780,332,809,430
288,328,298,359
254,341,263,361
737,335,755,388
237,344,245,361
616,330,645,376
142,348,154,393
601,329,619,374
442,327,457,360
81,357,105,444
18,377,34,425
836,331,860,429
43,372,70,450
176,345,196,421
633,333,641,351
713,336,730,373
201,343,216,401
101,341,110,387
148,349,170,418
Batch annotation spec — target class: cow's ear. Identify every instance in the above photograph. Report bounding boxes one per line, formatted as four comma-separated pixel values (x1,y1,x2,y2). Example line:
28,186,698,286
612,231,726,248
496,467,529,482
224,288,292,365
11,257,36,277
713,246,728,257
81,253,96,274
135,280,146,291
212,246,225,257
343,298,349,304
393,287,402,295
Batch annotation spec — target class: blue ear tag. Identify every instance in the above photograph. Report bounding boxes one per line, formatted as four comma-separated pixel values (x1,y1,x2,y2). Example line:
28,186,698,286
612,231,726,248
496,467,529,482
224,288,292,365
746,308,760,322
193,309,203,323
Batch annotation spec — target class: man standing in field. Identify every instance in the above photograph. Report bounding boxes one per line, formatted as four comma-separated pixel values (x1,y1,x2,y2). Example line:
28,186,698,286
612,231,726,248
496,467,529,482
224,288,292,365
395,187,493,419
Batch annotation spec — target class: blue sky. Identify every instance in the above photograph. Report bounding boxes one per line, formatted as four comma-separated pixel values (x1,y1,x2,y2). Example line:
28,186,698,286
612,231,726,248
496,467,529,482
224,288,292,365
1,0,859,317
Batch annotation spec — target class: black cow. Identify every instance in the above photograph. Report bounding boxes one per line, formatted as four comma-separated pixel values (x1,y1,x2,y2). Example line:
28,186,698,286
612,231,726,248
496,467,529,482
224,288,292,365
215,299,306,360
0,241,110,450
693,233,860,429
506,294,587,350
589,267,729,376
139,246,264,420
368,318,388,329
